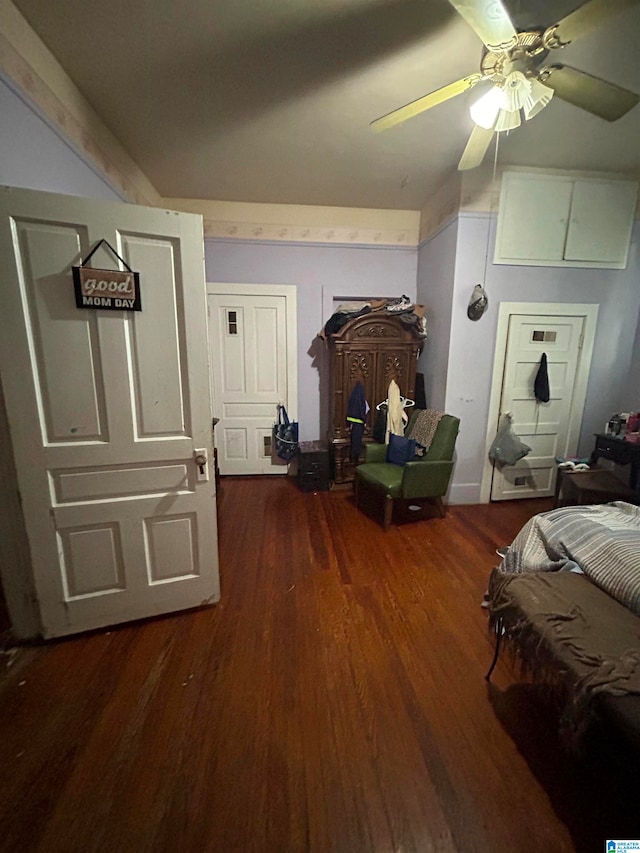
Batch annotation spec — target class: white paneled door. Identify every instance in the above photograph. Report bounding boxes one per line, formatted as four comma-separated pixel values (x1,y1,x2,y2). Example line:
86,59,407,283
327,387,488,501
0,187,219,638
208,286,297,474
490,314,585,501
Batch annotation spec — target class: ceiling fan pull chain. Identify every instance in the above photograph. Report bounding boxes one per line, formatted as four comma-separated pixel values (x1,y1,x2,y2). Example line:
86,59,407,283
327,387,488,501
480,131,500,288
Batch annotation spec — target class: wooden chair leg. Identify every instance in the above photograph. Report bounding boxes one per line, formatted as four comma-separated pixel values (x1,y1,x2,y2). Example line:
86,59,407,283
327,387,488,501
434,496,446,518
383,495,393,530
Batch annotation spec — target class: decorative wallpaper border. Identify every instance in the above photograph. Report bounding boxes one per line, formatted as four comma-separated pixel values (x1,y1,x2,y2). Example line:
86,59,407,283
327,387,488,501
202,218,418,247
166,198,421,247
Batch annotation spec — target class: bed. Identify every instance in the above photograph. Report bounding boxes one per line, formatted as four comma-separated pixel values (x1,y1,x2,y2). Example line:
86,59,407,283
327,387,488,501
485,501,640,750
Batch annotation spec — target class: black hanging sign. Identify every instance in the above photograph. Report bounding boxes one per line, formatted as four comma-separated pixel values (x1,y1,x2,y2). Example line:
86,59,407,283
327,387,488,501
72,239,142,311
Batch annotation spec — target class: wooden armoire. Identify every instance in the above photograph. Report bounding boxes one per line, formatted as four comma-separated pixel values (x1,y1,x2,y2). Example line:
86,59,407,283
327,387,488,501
327,312,424,484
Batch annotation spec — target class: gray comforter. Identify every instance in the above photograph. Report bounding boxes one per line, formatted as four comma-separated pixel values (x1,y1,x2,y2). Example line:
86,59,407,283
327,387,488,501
500,501,640,617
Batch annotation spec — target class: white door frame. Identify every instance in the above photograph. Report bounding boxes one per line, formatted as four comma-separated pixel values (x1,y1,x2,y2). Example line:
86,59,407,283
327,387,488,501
206,281,298,437
480,302,599,503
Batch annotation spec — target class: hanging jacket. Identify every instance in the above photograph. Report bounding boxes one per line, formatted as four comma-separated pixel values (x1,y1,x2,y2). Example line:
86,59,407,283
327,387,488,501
386,379,406,442
347,380,367,462
534,353,550,403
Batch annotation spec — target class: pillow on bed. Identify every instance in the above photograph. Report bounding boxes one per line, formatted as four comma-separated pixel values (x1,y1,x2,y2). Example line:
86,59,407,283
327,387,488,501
386,433,417,466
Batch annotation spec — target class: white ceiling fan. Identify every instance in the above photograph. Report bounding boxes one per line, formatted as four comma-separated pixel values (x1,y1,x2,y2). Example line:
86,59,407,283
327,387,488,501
371,0,640,170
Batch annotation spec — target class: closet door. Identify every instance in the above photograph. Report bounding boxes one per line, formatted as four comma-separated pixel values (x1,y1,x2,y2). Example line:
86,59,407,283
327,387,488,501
490,313,585,501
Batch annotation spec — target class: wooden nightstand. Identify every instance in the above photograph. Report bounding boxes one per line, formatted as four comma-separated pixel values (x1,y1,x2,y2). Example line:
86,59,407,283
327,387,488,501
589,433,640,491
553,466,636,508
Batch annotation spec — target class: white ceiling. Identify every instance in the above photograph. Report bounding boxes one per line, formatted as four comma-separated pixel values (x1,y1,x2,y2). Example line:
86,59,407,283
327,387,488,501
12,0,640,210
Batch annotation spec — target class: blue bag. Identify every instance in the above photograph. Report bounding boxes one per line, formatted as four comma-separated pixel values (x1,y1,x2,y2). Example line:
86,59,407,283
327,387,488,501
273,404,299,462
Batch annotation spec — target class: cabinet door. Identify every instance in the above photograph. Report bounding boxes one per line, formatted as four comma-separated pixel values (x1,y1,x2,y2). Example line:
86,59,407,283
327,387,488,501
373,346,417,430
495,174,573,262
378,347,415,400
343,347,378,434
564,179,638,264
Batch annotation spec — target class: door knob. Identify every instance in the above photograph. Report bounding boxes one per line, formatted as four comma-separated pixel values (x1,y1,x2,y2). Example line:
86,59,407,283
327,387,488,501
194,449,209,480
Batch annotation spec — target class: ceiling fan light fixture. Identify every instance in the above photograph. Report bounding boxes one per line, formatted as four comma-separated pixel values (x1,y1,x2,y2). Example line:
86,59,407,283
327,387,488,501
473,73,553,134
523,77,554,120
501,71,531,112
494,108,522,132
469,85,504,129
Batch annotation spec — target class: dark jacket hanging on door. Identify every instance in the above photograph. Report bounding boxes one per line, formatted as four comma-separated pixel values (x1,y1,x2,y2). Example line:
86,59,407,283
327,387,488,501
534,352,550,403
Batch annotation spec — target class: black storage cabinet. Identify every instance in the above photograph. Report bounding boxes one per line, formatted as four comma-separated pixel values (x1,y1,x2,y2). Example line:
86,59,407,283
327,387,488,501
297,441,330,492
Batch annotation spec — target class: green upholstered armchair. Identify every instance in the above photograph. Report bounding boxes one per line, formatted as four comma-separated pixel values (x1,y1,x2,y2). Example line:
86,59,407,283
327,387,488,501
354,413,460,529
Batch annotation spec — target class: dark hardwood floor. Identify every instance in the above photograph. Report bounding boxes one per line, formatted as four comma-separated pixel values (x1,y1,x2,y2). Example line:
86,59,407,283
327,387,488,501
0,479,636,852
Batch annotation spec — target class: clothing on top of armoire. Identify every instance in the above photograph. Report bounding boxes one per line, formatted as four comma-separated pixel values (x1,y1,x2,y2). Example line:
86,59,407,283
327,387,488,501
347,380,367,462
318,299,428,341
323,305,371,336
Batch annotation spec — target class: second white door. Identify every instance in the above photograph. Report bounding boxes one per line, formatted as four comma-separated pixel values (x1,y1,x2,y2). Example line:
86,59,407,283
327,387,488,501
208,285,297,475
491,314,586,500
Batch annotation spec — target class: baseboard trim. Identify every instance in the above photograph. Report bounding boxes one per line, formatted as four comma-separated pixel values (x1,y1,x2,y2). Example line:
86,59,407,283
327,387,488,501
448,483,482,505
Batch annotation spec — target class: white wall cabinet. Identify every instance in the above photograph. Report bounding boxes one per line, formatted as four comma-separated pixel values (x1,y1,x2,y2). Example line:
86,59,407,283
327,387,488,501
495,171,638,269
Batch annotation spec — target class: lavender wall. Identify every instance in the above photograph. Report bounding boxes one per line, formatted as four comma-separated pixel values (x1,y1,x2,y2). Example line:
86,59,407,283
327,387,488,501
204,238,418,441
415,218,457,411
628,307,640,400
442,213,640,502
0,77,122,201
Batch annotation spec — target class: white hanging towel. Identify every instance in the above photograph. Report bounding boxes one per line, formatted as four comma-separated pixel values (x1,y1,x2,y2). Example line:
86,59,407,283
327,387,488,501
385,379,407,442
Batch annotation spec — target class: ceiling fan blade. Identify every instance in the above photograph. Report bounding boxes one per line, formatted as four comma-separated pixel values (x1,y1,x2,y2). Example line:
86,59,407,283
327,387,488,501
448,0,517,50
458,125,495,171
541,65,640,121
549,0,640,47
370,74,483,132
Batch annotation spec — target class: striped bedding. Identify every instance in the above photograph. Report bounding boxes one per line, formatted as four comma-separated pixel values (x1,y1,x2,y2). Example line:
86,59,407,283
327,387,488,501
500,501,640,617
